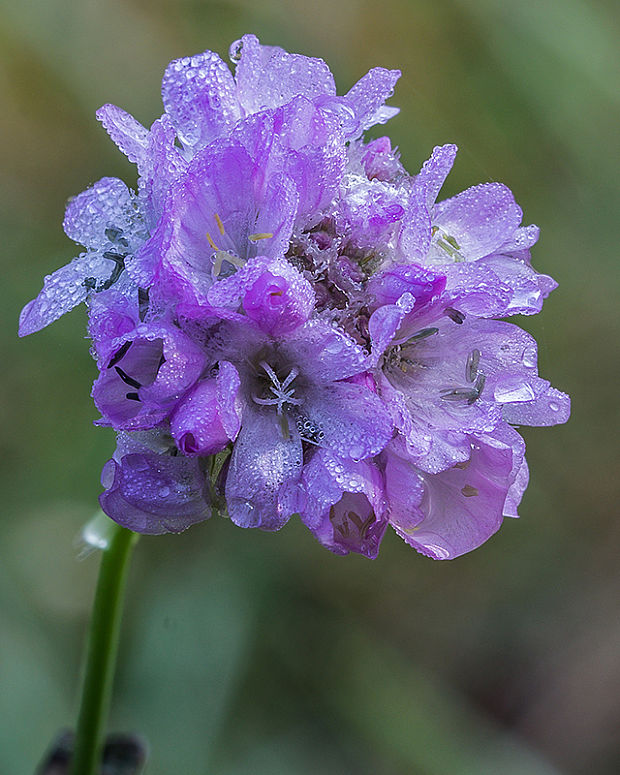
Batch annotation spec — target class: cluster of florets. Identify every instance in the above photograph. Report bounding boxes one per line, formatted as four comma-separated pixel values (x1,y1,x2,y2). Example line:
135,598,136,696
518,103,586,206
20,35,569,559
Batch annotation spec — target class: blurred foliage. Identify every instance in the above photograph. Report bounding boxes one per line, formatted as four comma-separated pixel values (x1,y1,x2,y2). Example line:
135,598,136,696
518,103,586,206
1,0,619,773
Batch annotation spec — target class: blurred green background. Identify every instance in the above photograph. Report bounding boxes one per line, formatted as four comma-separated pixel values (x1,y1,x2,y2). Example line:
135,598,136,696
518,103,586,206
1,1,618,773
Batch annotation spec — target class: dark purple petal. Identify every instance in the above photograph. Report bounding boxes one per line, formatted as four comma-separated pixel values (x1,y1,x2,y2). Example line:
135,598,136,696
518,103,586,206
207,255,314,335
100,451,211,534
170,365,241,456
92,323,206,430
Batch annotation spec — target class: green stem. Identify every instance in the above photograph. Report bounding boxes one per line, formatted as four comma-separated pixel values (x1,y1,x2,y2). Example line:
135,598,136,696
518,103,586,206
71,522,138,775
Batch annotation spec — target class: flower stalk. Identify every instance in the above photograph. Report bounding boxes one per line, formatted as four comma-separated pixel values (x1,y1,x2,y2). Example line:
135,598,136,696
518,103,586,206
70,522,138,775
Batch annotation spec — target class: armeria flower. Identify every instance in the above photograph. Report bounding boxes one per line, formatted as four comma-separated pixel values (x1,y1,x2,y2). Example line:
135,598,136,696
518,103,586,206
20,36,569,560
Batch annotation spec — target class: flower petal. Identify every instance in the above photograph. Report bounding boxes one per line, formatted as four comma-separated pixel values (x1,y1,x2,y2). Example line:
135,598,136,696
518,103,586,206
225,409,303,530
100,451,211,534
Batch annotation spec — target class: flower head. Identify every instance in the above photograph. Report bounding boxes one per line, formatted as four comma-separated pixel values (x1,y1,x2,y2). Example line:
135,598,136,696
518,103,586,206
20,36,569,559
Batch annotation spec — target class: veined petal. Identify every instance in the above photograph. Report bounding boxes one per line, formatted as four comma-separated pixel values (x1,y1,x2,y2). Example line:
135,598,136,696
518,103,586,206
434,183,523,261
225,408,302,530
161,50,240,148
233,34,336,114
387,436,514,560
303,381,393,461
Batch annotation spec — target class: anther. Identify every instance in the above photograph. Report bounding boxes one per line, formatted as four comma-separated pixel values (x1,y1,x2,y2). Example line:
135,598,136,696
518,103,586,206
409,327,439,342
445,307,466,324
125,392,140,401
461,484,479,497
214,213,226,236
466,349,480,382
115,366,141,390
248,232,274,242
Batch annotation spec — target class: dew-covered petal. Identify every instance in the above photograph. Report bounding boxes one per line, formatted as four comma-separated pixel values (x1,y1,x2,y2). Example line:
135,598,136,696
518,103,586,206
387,435,514,559
232,34,336,114
283,319,369,383
442,261,513,318
225,408,303,531
87,289,138,359
301,449,385,522
502,385,570,426
139,115,188,229
368,303,407,365
18,252,107,336
100,451,211,534
433,183,523,261
479,254,556,316
161,50,240,148
413,144,458,208
63,177,136,250
399,185,433,261
301,450,387,558
233,97,345,222
303,380,393,461
96,104,150,166
368,263,446,309
483,422,528,518
342,67,401,135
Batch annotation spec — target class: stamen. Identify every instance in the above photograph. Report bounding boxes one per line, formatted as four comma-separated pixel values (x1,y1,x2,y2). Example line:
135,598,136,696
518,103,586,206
125,392,140,401
248,232,274,242
408,327,439,342
439,372,485,405
471,373,486,404
252,362,303,415
445,307,466,324
466,349,481,382
206,232,219,251
214,213,226,236
461,485,479,497
440,387,479,403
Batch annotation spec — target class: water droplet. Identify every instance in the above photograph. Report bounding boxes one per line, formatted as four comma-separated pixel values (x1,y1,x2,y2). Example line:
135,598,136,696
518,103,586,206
549,401,559,412
158,486,171,498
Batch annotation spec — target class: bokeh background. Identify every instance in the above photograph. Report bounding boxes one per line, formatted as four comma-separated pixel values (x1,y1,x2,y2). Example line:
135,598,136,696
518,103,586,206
1,1,619,773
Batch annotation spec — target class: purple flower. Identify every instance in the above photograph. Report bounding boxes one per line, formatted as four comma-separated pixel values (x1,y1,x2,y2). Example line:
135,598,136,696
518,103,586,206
20,36,569,558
